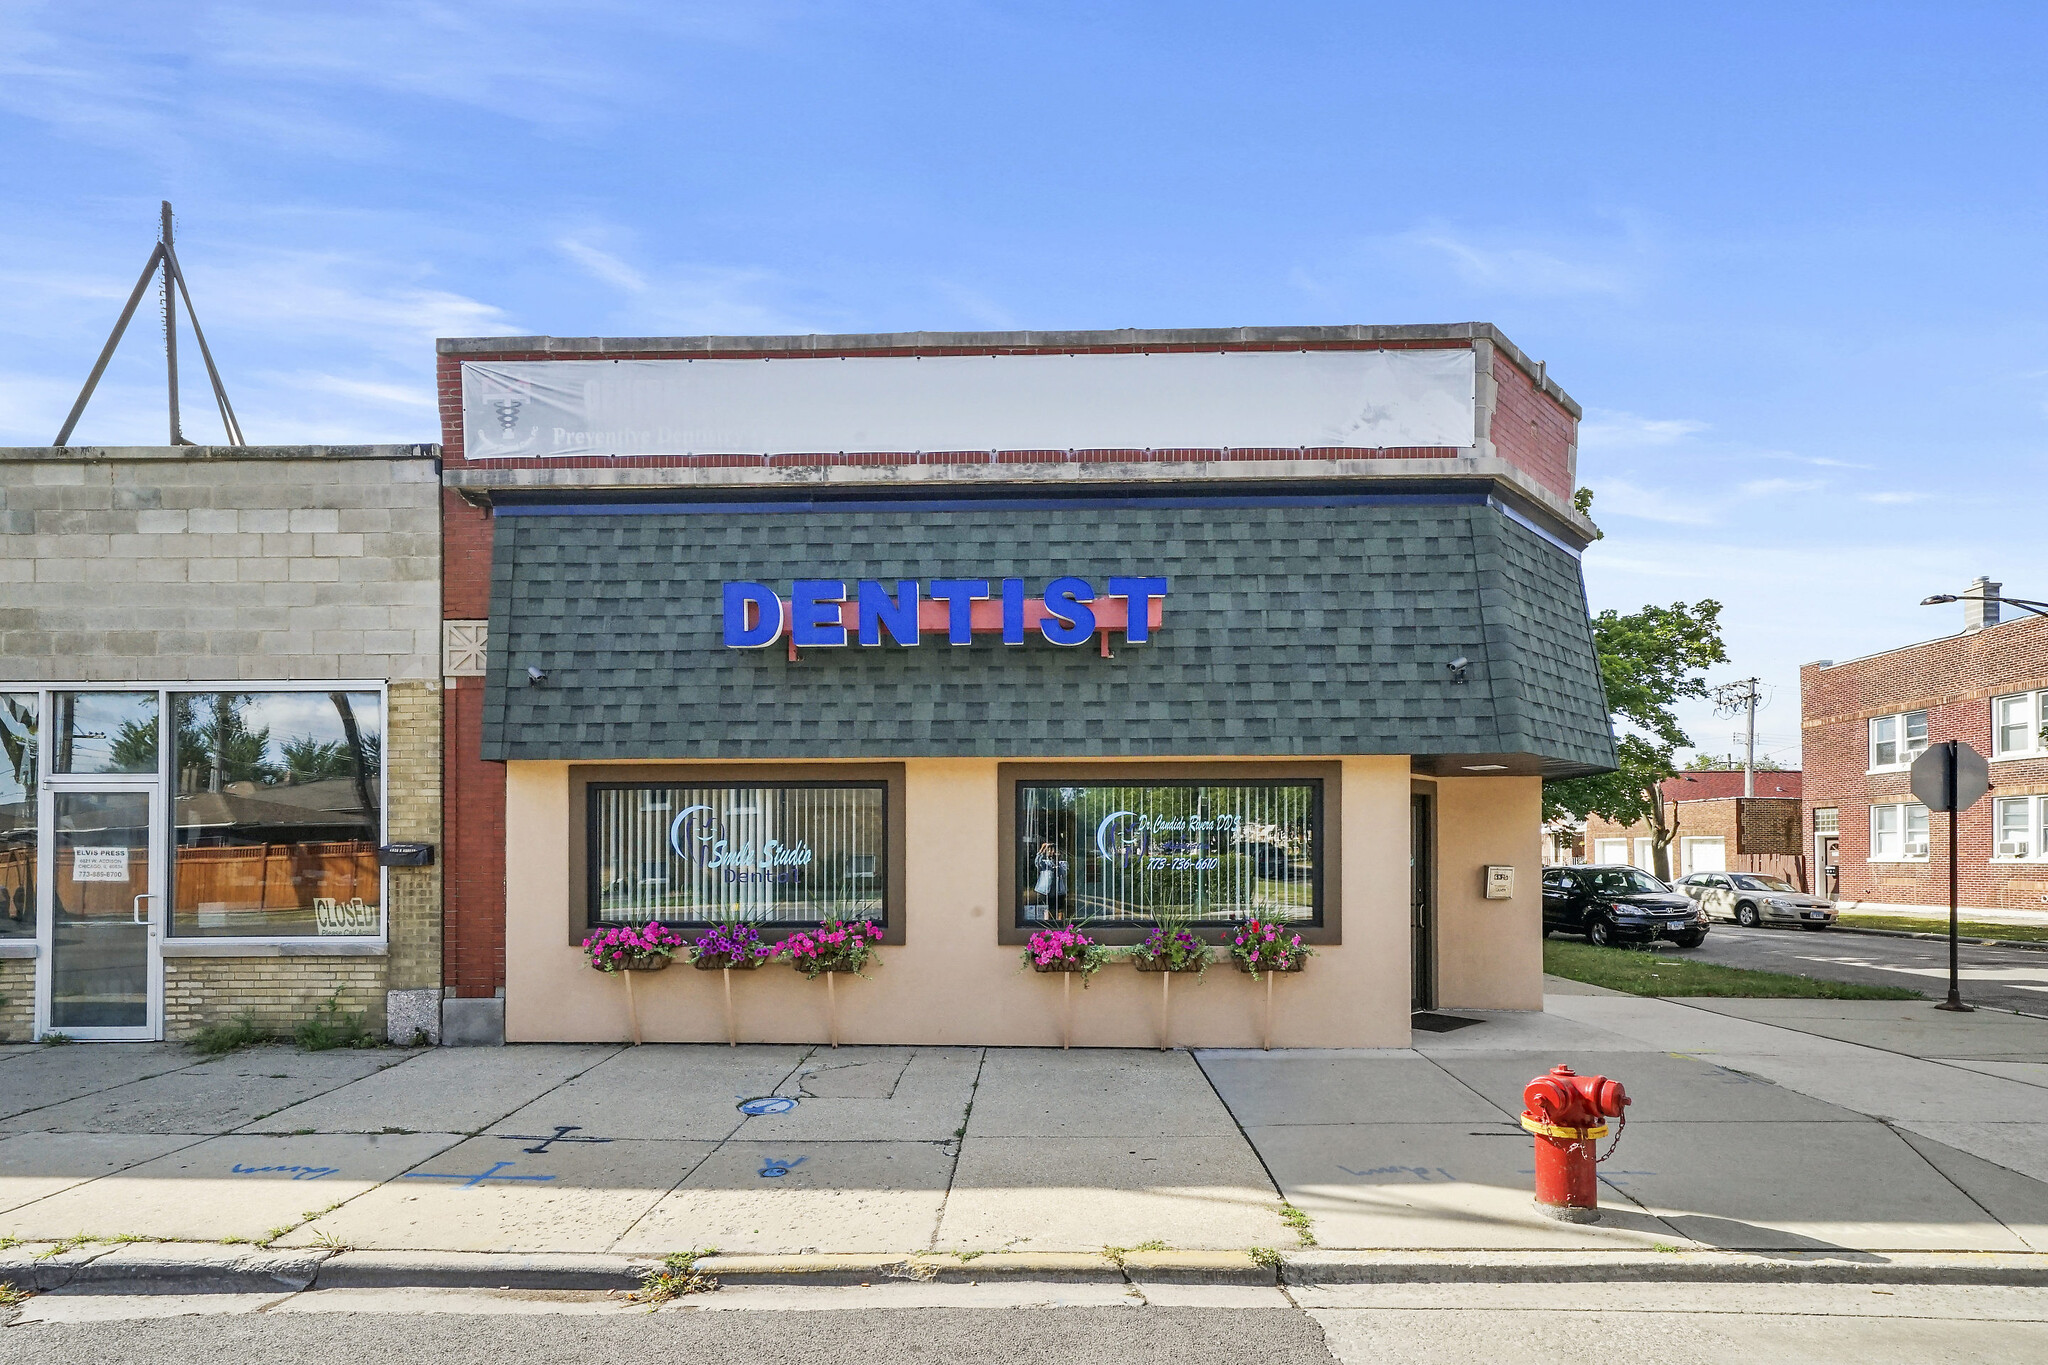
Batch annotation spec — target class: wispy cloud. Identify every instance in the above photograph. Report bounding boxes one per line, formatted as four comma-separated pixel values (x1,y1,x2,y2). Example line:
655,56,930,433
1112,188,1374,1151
1738,477,1825,497
1590,477,1719,526
1579,409,1710,449
267,371,439,410
559,239,648,293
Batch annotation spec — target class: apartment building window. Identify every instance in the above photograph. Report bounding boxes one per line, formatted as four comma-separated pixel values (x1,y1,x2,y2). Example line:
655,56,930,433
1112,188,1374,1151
1993,795,2047,860
1869,711,1929,771
1813,807,1839,835
1870,802,1930,860
1992,691,2048,759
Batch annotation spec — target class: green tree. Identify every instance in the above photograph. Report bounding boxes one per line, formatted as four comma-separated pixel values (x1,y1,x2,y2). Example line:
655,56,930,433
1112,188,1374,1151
1544,600,1728,881
1682,753,1789,772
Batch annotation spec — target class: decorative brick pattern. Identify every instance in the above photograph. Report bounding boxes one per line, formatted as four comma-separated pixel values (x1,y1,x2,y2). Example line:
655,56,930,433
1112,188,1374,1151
162,955,386,1041
0,960,31,1042
1802,612,2048,910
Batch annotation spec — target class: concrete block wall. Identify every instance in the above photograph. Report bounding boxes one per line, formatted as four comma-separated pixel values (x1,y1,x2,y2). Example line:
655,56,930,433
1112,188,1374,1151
0,960,30,1043
0,446,440,684
163,955,387,1042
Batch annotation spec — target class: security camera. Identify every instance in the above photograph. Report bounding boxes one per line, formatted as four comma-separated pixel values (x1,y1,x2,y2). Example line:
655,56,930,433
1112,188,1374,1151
1447,655,1470,683
527,666,548,686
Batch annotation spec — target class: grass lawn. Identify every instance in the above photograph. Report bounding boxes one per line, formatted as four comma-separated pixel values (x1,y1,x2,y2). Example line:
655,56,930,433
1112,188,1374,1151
1835,912,2048,944
1543,938,1924,1000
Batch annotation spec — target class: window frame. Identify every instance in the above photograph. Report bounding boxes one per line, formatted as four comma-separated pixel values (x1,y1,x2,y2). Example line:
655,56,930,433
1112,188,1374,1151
33,682,389,948
566,764,907,947
1991,690,2048,761
1869,800,1930,862
1868,710,1930,772
995,762,1342,947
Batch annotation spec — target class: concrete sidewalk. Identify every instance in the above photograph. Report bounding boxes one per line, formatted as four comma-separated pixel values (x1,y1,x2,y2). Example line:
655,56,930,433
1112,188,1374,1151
2,987,2045,1286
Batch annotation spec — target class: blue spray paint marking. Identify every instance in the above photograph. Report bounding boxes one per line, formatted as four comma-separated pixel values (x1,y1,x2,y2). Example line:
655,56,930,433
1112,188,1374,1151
494,1125,612,1154
1337,1165,1455,1182
400,1161,556,1188
759,1157,807,1179
738,1096,798,1116
231,1163,338,1181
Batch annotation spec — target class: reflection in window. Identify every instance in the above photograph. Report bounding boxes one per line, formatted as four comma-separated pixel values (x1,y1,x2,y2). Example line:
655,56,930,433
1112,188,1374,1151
52,692,159,775
1015,781,1322,928
170,692,383,938
0,694,36,939
588,783,886,929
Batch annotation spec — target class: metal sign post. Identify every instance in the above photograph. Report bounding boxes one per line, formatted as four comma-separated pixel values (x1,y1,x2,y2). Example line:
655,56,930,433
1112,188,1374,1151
1909,740,1990,1013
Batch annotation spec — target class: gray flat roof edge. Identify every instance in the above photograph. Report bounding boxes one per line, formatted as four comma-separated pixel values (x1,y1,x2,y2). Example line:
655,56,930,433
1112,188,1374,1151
0,444,440,462
436,323,1581,418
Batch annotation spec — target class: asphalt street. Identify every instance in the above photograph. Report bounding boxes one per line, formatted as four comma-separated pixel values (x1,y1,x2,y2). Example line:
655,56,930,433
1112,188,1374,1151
4,1289,2048,1365
1677,923,2048,1014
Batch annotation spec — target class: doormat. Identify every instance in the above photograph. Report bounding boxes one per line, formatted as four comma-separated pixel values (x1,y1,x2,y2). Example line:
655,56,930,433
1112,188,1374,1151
1410,1012,1483,1033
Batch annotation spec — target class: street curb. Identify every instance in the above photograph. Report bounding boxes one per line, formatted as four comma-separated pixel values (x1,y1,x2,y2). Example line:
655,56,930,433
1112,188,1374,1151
1282,1251,2048,1288
10,1246,2048,1294
1828,924,2048,954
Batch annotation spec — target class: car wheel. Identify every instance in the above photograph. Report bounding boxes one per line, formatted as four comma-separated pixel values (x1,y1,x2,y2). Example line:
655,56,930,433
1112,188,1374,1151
1587,917,1613,947
1735,902,1761,928
1666,930,1705,949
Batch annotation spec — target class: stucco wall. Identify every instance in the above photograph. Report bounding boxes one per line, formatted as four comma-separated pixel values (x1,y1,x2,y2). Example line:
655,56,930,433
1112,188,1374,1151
1430,775,1543,1010
501,754,1526,1048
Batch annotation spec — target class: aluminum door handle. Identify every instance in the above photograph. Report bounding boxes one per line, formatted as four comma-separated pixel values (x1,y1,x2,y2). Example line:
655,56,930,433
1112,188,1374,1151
132,892,158,925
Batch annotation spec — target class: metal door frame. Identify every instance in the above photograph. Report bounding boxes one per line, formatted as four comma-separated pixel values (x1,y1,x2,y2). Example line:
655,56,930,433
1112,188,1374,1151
1410,789,1435,1012
36,780,165,1041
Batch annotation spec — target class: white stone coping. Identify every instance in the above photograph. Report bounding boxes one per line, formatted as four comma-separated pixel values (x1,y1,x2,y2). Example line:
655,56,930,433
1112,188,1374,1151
159,939,387,958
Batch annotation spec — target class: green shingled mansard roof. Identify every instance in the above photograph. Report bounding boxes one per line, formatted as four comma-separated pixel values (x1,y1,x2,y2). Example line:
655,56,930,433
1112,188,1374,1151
480,493,1616,776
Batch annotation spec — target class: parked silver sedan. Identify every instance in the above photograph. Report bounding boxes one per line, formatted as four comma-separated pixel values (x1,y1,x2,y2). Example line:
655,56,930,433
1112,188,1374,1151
1677,872,1838,930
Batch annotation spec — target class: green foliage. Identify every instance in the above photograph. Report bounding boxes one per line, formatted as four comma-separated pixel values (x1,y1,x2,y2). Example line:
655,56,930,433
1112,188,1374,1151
1543,940,1923,999
1248,1246,1282,1269
1836,913,2048,944
1572,486,1604,540
1683,753,1790,772
634,1249,719,1302
1544,601,1729,875
1277,1201,1317,1246
191,1013,270,1056
293,992,379,1051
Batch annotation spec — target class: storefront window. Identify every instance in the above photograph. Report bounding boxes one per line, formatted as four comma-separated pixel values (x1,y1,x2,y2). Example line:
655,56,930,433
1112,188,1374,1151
169,691,383,938
587,782,886,928
51,691,159,774
0,694,36,940
1015,780,1322,928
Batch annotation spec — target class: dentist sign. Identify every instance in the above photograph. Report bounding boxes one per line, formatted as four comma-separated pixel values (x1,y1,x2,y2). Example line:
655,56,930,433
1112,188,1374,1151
723,576,1168,650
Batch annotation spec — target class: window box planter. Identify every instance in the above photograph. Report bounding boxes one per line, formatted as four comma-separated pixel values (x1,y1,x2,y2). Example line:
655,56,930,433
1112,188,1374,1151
1233,957,1304,974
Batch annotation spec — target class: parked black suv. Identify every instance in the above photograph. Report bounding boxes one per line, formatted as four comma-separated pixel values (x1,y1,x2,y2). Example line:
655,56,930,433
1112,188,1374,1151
1542,865,1708,948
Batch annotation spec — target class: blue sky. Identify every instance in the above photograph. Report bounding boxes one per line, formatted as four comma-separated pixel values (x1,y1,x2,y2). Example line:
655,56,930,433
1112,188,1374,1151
5,2,2045,763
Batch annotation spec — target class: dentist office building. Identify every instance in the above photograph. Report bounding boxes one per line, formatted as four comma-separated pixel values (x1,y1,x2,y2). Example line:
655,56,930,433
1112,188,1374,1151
0,323,1612,1048
433,324,1614,1050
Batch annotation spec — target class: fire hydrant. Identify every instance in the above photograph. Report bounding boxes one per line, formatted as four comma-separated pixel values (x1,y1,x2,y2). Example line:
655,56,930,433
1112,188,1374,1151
1521,1064,1630,1223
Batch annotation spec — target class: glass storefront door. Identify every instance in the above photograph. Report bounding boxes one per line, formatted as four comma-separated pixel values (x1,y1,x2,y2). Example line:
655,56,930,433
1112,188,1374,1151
44,788,161,1038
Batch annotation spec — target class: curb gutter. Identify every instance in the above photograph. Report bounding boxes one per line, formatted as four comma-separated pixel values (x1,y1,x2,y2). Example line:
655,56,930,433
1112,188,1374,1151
8,1247,2048,1294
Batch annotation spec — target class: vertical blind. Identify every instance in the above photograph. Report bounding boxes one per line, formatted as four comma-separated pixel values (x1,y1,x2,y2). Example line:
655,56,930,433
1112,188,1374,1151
1016,781,1320,927
591,783,885,925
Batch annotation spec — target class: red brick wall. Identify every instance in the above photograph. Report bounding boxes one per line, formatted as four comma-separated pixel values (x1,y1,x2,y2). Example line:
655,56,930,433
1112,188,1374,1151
1582,798,1807,887
440,485,504,996
1802,613,2048,910
1487,351,1576,500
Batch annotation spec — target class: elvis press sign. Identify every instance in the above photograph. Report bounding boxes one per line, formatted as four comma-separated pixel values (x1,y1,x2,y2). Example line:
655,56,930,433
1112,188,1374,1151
722,576,1169,649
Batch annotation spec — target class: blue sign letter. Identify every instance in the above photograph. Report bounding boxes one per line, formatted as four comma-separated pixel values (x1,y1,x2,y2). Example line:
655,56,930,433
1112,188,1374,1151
857,579,921,647
1001,578,1027,645
791,580,848,648
723,582,784,649
1107,576,1169,643
1039,576,1096,647
928,579,990,646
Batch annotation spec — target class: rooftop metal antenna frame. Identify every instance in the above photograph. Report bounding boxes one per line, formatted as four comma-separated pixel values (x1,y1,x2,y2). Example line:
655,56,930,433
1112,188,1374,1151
53,200,245,447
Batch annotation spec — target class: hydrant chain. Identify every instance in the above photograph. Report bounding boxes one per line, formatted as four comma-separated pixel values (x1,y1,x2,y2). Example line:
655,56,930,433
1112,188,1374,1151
1521,1063,1631,1224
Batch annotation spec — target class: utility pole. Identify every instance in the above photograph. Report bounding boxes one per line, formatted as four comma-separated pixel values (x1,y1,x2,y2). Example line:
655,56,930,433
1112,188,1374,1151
1712,678,1764,796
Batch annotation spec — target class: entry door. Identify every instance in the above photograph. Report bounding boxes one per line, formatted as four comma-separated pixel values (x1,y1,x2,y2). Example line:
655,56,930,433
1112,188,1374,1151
39,787,163,1040
1410,794,1434,1011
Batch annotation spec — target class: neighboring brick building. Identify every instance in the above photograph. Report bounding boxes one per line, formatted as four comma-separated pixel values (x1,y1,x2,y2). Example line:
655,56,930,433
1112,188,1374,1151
1582,769,1806,885
0,444,443,1043
1801,582,2048,915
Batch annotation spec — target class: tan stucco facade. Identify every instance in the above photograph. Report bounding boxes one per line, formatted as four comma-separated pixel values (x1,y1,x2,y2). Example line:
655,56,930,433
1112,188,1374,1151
503,757,1542,1048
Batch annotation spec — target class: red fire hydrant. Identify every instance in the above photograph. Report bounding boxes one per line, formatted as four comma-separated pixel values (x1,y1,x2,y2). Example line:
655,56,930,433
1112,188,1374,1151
1521,1064,1630,1223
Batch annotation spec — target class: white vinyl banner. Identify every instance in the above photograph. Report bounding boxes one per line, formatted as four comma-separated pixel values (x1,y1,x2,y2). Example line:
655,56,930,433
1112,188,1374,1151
461,349,1476,459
